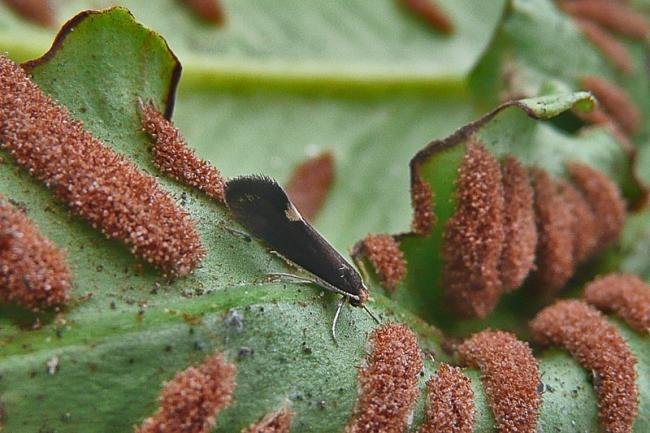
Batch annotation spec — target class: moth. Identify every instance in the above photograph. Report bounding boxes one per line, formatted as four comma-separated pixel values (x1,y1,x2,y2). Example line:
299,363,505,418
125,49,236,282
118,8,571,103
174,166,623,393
224,175,378,342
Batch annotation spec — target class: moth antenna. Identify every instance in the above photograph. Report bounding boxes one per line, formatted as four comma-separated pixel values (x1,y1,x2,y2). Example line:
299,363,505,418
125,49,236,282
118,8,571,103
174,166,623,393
218,221,252,242
265,272,315,285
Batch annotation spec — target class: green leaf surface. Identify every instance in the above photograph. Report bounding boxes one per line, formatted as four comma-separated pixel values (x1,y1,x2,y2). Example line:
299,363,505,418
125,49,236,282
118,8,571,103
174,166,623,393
0,7,285,355
536,317,650,433
0,292,444,433
0,20,456,427
0,8,449,432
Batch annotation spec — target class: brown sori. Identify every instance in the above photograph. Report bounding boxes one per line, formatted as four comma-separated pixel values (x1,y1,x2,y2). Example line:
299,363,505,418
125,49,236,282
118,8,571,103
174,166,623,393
398,0,454,34
0,196,71,310
498,157,537,291
411,175,436,235
574,18,633,74
360,234,407,293
557,180,599,263
285,153,334,221
242,407,294,433
0,54,204,277
580,76,640,136
345,323,423,433
443,141,505,318
530,300,638,433
412,154,621,318
179,0,225,25
136,353,236,433
567,162,625,251
528,169,575,296
417,363,475,433
457,330,540,433
559,0,649,40
4,0,55,27
583,273,650,333
140,102,226,203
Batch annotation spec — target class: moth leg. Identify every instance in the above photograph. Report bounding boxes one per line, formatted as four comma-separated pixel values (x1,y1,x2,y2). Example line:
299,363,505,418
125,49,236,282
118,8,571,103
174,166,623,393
263,272,358,303
218,221,252,242
264,272,317,285
331,296,347,346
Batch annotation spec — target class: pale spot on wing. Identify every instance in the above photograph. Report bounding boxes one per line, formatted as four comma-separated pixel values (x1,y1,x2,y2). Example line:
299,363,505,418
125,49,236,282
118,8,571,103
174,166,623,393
285,203,302,221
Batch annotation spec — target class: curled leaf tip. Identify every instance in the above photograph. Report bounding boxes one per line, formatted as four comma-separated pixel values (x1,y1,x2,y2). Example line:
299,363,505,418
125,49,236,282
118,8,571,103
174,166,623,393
136,352,236,433
516,92,595,118
140,102,226,204
530,300,638,433
0,54,204,277
458,330,540,433
346,323,423,433
285,153,334,221
0,195,71,310
417,363,475,433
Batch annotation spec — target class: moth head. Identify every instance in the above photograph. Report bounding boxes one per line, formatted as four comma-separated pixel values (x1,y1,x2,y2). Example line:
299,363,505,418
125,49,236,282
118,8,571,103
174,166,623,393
350,284,369,307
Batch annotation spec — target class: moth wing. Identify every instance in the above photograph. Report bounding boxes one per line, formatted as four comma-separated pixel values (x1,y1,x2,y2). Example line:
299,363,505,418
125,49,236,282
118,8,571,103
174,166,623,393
224,175,364,298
